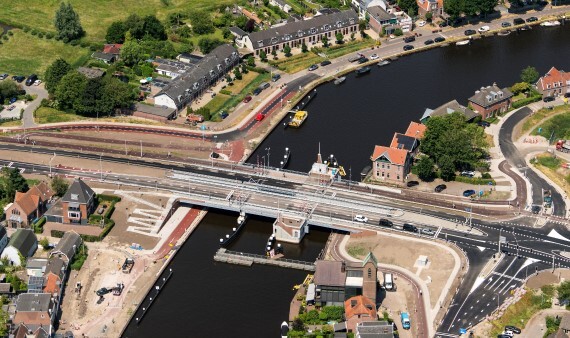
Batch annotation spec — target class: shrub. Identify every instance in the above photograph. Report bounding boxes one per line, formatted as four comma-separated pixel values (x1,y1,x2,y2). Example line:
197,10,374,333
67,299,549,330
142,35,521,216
2,35,8,41
69,39,79,46
22,27,30,33
7,31,13,36
38,32,44,38
455,175,495,185
512,95,541,109
33,217,47,234
98,194,121,203
45,32,54,39
31,30,38,36
62,37,69,43
80,41,89,48
103,204,116,219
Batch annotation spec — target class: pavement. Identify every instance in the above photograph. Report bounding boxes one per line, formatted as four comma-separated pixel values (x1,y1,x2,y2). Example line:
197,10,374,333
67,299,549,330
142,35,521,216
21,82,46,128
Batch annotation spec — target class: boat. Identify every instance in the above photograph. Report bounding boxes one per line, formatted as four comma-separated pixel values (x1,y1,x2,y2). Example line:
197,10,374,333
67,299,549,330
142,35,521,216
356,66,371,75
541,20,561,27
324,154,347,177
519,25,532,31
280,147,291,169
377,59,390,67
456,39,470,46
266,234,276,254
288,110,308,128
219,211,247,246
237,210,246,225
281,321,289,338
497,30,511,36
333,76,346,85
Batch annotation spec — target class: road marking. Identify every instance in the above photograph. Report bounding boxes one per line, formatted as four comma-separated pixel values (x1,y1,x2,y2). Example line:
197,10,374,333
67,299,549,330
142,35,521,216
8,162,13,167
19,168,25,174
492,271,524,282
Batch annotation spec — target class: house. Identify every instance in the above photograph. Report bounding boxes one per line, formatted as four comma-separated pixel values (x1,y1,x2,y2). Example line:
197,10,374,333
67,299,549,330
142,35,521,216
389,133,420,154
272,214,308,243
1,229,38,266
13,293,57,335
370,146,410,183
352,0,386,19
43,258,66,295
367,6,398,35
270,0,292,13
77,67,105,79
237,10,358,56
154,44,239,110
0,283,13,296
536,67,570,98
391,8,412,32
153,58,192,79
405,121,427,139
344,295,377,332
228,26,248,39
91,52,116,64
133,103,177,122
12,323,50,338
60,178,96,225
468,83,513,120
417,0,444,18
4,182,54,228
49,231,82,264
26,258,48,277
103,44,122,56
356,320,394,337
420,99,479,124
240,7,263,25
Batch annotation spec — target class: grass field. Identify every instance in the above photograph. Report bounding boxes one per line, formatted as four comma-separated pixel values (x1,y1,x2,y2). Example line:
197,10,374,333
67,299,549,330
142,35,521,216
0,30,90,75
227,71,259,95
522,105,569,135
531,110,570,140
0,0,233,43
34,107,87,124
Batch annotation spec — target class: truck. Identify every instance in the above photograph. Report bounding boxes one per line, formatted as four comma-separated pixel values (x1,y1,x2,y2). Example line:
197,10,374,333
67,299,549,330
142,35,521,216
401,312,411,330
186,114,204,125
556,140,570,153
383,273,394,291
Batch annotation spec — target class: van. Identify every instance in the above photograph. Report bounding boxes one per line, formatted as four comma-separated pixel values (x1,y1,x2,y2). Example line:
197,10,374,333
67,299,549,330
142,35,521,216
403,223,417,232
513,18,525,25
403,36,415,43
379,219,393,227
400,312,411,330
383,273,394,290
259,82,270,90
25,74,38,86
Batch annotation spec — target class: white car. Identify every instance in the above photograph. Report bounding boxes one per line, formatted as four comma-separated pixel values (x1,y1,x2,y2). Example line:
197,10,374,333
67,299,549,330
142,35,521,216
370,54,379,60
417,20,426,27
389,34,396,39
421,228,435,236
34,80,42,86
478,25,490,32
354,215,368,223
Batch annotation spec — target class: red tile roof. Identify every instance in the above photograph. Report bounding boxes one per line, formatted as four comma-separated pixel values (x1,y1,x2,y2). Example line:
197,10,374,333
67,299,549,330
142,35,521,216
13,182,54,217
241,8,262,24
43,273,61,294
344,295,377,320
405,121,426,139
537,67,570,91
103,44,123,55
371,146,408,165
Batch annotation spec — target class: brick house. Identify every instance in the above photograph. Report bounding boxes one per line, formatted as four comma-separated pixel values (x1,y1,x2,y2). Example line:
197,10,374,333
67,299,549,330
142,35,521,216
61,178,96,225
536,67,570,98
405,121,427,139
43,258,66,295
417,0,444,18
367,6,398,35
5,182,54,229
390,132,420,155
13,293,57,335
468,84,513,120
370,145,410,183
344,295,377,332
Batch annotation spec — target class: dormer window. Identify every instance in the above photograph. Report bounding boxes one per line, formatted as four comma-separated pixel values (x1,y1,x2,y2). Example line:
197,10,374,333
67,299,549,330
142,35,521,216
323,24,330,30
71,194,78,201
297,30,303,37
349,18,355,24
498,91,503,98
257,40,264,47
271,37,278,44
486,95,492,103
310,27,317,34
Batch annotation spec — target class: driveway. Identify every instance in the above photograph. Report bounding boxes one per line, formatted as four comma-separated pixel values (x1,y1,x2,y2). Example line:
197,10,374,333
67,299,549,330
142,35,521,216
22,83,47,128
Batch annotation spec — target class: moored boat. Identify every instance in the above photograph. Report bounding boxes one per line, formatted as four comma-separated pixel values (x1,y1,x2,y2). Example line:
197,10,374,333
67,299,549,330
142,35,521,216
541,20,561,27
456,39,470,46
377,59,390,67
288,110,308,128
356,66,371,75
281,321,289,338
334,76,346,85
280,147,291,169
498,30,511,36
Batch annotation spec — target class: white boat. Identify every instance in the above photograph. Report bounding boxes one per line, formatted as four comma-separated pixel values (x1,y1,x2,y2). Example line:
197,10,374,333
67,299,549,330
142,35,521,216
498,30,511,36
281,321,289,338
456,40,470,46
541,20,561,27
237,210,246,225
333,76,346,85
377,59,391,67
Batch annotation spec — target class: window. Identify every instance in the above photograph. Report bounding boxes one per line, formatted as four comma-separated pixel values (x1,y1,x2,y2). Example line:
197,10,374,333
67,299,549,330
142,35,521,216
381,172,385,177
381,164,385,169
68,211,80,219
293,230,299,238
12,209,20,215
368,268,372,278
387,164,390,169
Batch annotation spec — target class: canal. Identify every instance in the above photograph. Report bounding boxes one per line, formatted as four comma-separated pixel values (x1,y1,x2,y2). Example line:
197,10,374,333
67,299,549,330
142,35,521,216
249,25,570,175
122,210,330,337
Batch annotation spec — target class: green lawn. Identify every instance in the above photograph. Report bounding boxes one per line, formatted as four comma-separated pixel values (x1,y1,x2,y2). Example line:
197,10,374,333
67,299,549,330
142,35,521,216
34,107,87,124
531,110,570,140
0,0,233,43
0,30,90,75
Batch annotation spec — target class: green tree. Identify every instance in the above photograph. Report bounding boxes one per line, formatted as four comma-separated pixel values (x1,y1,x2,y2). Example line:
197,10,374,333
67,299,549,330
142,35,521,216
124,14,145,39
55,71,87,111
142,15,167,40
283,44,292,57
247,56,256,67
198,37,223,54
105,21,127,43
444,0,463,20
271,49,277,59
1,167,29,202
259,50,268,61
321,35,329,47
438,155,456,181
520,66,540,84
350,32,355,41
358,20,367,37
190,11,215,35
479,0,498,15
40,237,50,251
511,82,531,95
233,67,242,80
176,25,192,38
44,59,71,95
292,317,305,331
54,2,84,41
335,32,344,44
120,39,144,66
425,12,433,22
301,42,308,53
102,77,135,111
558,281,570,303
51,176,69,197
416,156,435,181
195,107,211,121
0,80,19,103
398,0,419,16
393,28,403,36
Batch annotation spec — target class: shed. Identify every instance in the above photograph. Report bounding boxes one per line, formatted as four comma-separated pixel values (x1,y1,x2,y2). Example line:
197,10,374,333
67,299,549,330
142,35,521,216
133,103,177,122
1,229,38,266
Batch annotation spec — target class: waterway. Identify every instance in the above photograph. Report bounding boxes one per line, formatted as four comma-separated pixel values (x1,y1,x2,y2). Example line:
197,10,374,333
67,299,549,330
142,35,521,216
249,25,570,175
122,209,329,337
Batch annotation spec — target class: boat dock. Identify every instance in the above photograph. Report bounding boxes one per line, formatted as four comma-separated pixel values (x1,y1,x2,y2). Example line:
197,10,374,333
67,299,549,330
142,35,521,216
213,248,315,271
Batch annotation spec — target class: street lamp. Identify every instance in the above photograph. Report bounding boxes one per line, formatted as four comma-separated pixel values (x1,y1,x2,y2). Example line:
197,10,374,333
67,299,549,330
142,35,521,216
265,147,271,169
498,227,503,254
140,140,143,157
99,153,103,181
49,152,56,177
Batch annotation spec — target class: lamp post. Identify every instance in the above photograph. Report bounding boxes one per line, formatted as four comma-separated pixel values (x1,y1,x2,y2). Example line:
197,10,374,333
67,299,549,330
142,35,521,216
265,147,271,169
49,153,56,177
496,293,500,312
498,227,503,254
140,140,143,157
99,153,103,181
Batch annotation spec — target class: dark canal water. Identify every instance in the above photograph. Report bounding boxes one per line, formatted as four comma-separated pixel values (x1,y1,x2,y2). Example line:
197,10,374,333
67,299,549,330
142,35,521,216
122,210,330,338
249,25,570,174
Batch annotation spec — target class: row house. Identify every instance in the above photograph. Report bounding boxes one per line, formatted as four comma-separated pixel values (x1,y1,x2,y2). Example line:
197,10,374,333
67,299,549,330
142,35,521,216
4,182,54,229
536,67,570,98
237,10,359,56
417,0,444,18
468,83,513,120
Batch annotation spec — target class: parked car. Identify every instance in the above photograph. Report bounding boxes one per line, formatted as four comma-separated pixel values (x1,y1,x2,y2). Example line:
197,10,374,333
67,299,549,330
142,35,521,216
532,205,541,214
478,25,490,33
501,22,512,27
379,219,393,227
271,74,281,82
424,39,434,45
403,36,416,43
478,121,491,127
357,57,368,64
463,189,476,197
255,113,264,121
370,54,379,60
434,37,446,43
12,75,25,83
513,18,525,25
435,184,447,193
34,80,42,86
406,180,419,187
96,288,111,296
526,16,538,22
0,73,7,80
9,97,17,104
253,88,262,96
464,29,477,36
320,60,332,66
220,111,229,119
421,228,435,235
403,45,414,51
243,95,252,103
259,82,270,90
416,20,426,27
308,64,319,71
25,74,38,86
354,215,368,223
403,223,418,232
438,21,448,28
460,171,475,178
504,326,521,334
543,96,555,102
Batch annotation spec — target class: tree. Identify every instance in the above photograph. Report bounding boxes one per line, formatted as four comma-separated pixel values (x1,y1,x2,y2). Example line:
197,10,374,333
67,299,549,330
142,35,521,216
1,167,29,201
520,66,540,84
177,25,192,38
54,2,84,41
105,21,127,43
44,59,71,95
444,0,463,20
358,20,367,37
198,37,223,54
335,32,344,44
398,0,419,16
0,80,19,103
292,318,305,331
510,82,531,95
244,19,256,33
55,71,87,111
350,32,355,41
260,50,268,61
478,0,498,15
40,237,50,251
233,67,242,80
271,49,277,59
321,36,329,48
247,56,256,67
102,77,135,111
416,156,435,181
195,107,211,121
301,42,308,53
190,11,215,35
425,12,433,22
120,39,144,66
283,44,292,57
142,15,167,40
558,281,570,303
124,14,145,39
438,155,456,181
51,176,69,196
393,28,404,36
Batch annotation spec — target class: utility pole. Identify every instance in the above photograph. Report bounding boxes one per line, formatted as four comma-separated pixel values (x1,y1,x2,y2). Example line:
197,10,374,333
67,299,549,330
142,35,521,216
498,227,503,254
49,152,56,177
140,140,143,157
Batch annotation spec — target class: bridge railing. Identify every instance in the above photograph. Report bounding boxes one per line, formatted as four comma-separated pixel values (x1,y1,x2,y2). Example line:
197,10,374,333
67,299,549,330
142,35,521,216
221,249,315,266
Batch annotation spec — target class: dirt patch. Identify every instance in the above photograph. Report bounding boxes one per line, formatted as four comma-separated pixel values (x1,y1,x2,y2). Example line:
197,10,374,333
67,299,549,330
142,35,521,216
526,269,570,289
379,276,416,338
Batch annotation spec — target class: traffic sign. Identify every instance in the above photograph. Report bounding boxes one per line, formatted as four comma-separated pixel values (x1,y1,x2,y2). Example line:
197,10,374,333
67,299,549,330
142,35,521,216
499,236,507,244
460,328,467,334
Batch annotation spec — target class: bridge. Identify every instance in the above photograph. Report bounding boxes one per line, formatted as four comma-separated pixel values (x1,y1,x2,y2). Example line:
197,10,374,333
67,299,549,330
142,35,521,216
214,248,316,271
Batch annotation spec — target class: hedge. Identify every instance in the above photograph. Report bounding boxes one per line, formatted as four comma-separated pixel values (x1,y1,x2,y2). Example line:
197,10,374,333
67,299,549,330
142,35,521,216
32,217,46,234
103,204,116,219
512,95,542,109
51,219,115,242
97,194,121,203
455,175,495,185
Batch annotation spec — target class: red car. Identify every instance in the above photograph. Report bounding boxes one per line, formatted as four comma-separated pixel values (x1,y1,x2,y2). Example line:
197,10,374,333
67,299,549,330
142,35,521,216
243,96,252,103
255,113,265,121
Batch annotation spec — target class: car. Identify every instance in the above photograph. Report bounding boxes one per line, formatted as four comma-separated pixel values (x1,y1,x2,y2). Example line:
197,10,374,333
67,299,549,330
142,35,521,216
320,60,332,66
220,112,229,119
370,53,379,60
357,57,368,64
460,171,475,177
513,18,525,25
421,228,435,235
501,22,512,27
12,75,25,83
34,80,42,86
438,21,448,28
25,74,38,86
526,16,538,22
434,37,446,43
9,97,17,104
255,113,265,121
253,88,262,96
497,335,511,338
404,36,416,43
465,29,476,36
389,34,396,39
478,121,491,127
271,74,281,82
403,223,418,232
96,288,111,296
403,45,414,51
354,215,368,223
406,180,419,187
463,189,476,197
435,184,447,193
416,20,426,27
532,205,541,214
504,326,521,334
502,331,514,337
543,96,555,102
259,82,270,90
243,95,252,103
308,64,319,71
478,25,490,32
424,39,434,45
0,73,7,80
379,219,393,227
565,93,570,98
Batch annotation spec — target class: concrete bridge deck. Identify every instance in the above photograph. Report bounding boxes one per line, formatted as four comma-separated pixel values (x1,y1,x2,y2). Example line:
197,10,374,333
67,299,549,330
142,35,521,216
213,248,316,271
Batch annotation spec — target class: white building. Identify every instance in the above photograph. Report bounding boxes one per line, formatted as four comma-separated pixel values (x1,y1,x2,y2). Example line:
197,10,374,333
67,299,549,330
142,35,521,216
270,0,292,13
1,229,37,266
272,214,308,243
